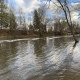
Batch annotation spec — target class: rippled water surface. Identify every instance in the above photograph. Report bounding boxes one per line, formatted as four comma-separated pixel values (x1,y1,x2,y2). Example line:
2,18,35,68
0,36,80,80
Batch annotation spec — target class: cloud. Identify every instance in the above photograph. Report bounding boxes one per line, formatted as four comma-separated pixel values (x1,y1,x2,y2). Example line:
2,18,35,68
12,0,80,23
70,2,80,10
14,0,41,14
70,2,80,21
71,12,79,21
50,0,61,11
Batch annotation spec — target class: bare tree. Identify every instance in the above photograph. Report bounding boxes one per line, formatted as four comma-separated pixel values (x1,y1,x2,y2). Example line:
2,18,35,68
47,0,79,43
38,7,46,36
18,7,23,26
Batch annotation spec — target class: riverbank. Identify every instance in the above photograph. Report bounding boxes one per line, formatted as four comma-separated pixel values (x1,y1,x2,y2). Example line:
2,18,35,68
0,29,79,40
0,29,55,40
0,34,55,40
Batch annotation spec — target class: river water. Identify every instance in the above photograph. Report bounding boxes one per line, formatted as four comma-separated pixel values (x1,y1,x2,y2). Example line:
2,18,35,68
0,36,80,80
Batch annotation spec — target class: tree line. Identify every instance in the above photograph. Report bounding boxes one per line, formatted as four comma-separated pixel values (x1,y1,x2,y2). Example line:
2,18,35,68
0,0,80,39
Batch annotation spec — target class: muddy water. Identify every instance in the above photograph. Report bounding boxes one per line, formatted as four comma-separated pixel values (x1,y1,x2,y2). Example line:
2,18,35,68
0,36,80,80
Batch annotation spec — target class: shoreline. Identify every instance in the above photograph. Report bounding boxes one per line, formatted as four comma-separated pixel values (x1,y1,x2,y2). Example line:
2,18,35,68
0,34,80,40
0,29,79,40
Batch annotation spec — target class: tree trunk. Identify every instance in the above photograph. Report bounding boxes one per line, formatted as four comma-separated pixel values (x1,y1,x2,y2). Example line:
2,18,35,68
69,25,78,43
57,0,78,43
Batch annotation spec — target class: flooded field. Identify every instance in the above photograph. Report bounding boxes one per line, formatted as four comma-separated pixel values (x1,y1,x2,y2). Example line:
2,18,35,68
0,36,80,80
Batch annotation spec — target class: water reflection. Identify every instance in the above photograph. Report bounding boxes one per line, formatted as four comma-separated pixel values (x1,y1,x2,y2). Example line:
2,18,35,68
0,42,17,69
0,37,80,80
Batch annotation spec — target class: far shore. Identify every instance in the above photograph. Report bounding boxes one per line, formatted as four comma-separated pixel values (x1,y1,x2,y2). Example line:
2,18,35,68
0,29,79,40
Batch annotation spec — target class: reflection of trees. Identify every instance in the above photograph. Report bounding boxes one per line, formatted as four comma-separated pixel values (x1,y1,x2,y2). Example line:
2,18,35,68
16,40,35,56
33,39,46,57
27,37,75,80
0,42,18,69
9,42,18,55
61,53,74,80
53,37,76,80
54,37,70,48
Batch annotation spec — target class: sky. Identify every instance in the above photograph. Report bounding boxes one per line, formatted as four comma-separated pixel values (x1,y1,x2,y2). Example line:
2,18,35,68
9,0,80,24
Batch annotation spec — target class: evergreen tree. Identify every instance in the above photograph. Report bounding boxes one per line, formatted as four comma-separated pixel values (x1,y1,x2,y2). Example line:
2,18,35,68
0,0,9,28
33,10,40,30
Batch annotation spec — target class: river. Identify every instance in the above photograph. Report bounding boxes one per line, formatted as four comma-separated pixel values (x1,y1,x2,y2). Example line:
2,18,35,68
0,36,80,80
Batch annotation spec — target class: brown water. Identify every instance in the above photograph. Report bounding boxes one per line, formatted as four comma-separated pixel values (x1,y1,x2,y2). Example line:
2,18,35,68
0,36,80,80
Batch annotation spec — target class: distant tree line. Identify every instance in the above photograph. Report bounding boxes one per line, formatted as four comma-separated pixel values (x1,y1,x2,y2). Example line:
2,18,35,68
0,0,80,38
